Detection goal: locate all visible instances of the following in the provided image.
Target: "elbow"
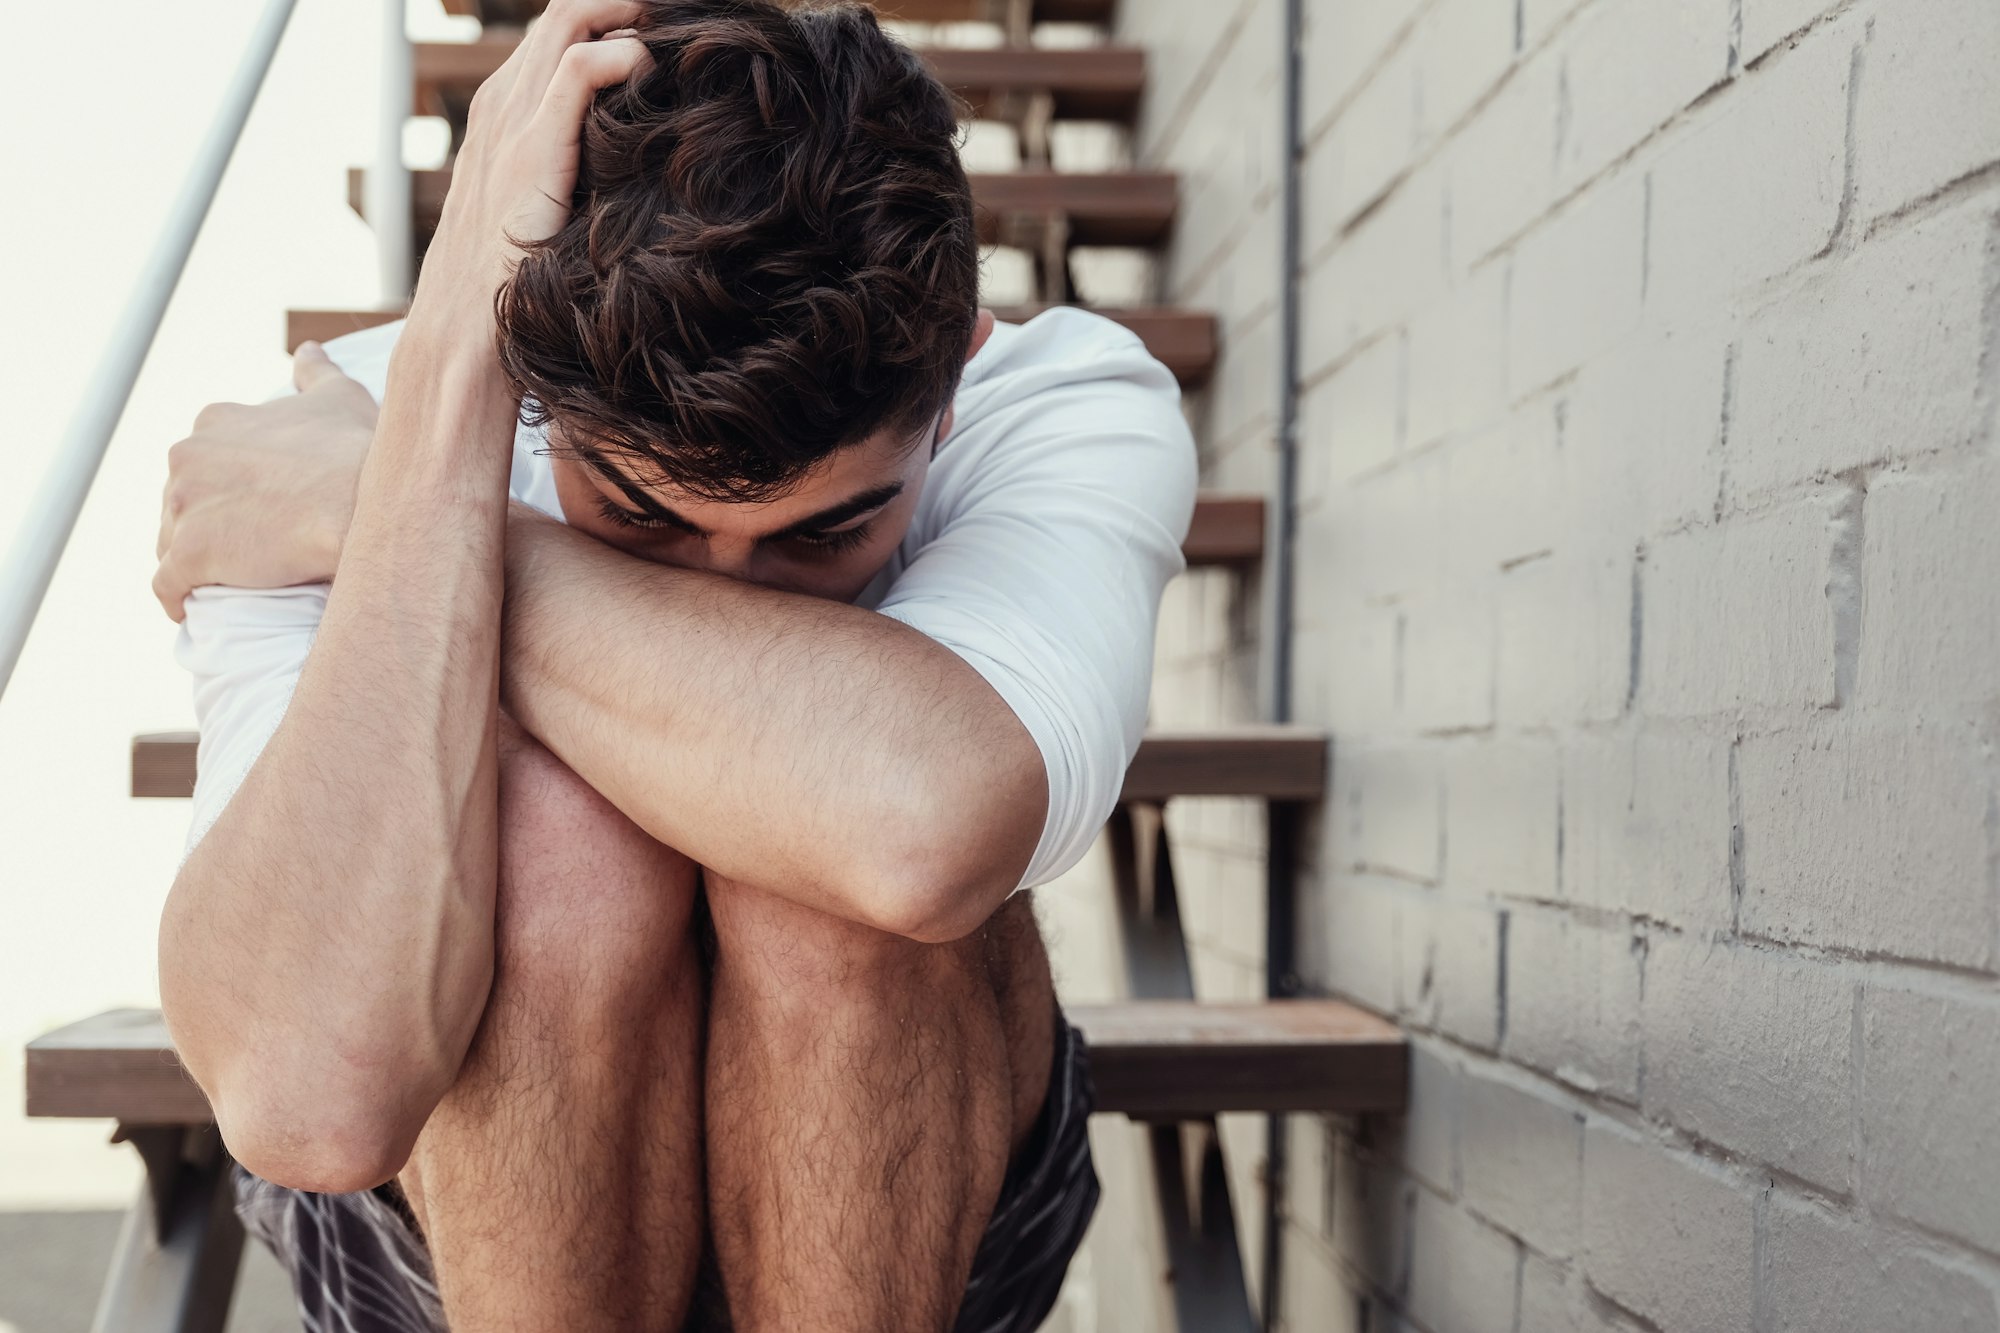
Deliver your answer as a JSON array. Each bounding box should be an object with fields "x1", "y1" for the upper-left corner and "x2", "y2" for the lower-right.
[
  {"x1": 211, "y1": 1082, "x2": 427, "y2": 1194},
  {"x1": 856, "y1": 798, "x2": 1043, "y2": 946}
]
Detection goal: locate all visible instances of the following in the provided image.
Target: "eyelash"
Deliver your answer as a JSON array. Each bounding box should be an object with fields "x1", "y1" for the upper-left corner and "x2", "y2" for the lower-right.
[{"x1": 594, "y1": 494, "x2": 875, "y2": 555}]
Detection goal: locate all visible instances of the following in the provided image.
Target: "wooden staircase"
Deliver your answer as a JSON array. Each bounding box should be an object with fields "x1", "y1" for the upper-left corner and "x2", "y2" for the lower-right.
[{"x1": 27, "y1": 5, "x2": 1402, "y2": 1331}]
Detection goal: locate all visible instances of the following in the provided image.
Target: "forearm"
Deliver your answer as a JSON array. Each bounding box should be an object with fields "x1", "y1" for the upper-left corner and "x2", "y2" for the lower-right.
[
  {"x1": 500, "y1": 508, "x2": 1046, "y2": 941},
  {"x1": 160, "y1": 340, "x2": 517, "y2": 1190}
]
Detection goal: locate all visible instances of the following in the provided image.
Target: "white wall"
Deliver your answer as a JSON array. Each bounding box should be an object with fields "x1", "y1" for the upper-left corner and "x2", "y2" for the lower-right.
[
  {"x1": 0, "y1": 0, "x2": 474, "y2": 1210},
  {"x1": 1128, "y1": 0, "x2": 2000, "y2": 1327}
]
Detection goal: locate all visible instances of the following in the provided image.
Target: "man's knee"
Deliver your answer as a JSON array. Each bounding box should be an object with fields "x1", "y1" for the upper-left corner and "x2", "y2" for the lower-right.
[
  {"x1": 492, "y1": 726, "x2": 698, "y2": 1013},
  {"x1": 706, "y1": 876, "x2": 1014, "y2": 1008}
]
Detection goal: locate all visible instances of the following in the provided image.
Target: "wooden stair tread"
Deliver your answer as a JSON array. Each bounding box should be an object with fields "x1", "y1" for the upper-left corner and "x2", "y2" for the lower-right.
[
  {"x1": 131, "y1": 722, "x2": 1321, "y2": 803},
  {"x1": 442, "y1": 0, "x2": 1118, "y2": 26},
  {"x1": 350, "y1": 167, "x2": 1179, "y2": 251},
  {"x1": 416, "y1": 41, "x2": 1146, "y2": 124},
  {"x1": 27, "y1": 1001, "x2": 1405, "y2": 1123},
  {"x1": 287, "y1": 305, "x2": 1215, "y2": 388},
  {"x1": 1119, "y1": 726, "x2": 1326, "y2": 803}
]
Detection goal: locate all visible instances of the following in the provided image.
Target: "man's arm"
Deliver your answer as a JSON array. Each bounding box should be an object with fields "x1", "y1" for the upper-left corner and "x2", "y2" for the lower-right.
[
  {"x1": 157, "y1": 8, "x2": 650, "y2": 1193},
  {"x1": 500, "y1": 506, "x2": 1048, "y2": 943}
]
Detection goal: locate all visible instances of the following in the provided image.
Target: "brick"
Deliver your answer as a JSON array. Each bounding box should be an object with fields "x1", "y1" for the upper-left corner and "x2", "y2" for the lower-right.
[
  {"x1": 1494, "y1": 545, "x2": 1633, "y2": 728},
  {"x1": 1860, "y1": 461, "x2": 2000, "y2": 710},
  {"x1": 1402, "y1": 1042, "x2": 1462, "y2": 1197},
  {"x1": 1406, "y1": 1191, "x2": 1522, "y2": 1333},
  {"x1": 1519, "y1": 1255, "x2": 1647, "y2": 1333},
  {"x1": 1561, "y1": 729, "x2": 1733, "y2": 930},
  {"x1": 1401, "y1": 581, "x2": 1498, "y2": 733},
  {"x1": 1646, "y1": 21, "x2": 1852, "y2": 320},
  {"x1": 1442, "y1": 737, "x2": 1559, "y2": 903},
  {"x1": 1333, "y1": 1143, "x2": 1418, "y2": 1296},
  {"x1": 1314, "y1": 874, "x2": 1403, "y2": 1014},
  {"x1": 1762, "y1": 1194, "x2": 1999, "y2": 1333},
  {"x1": 1409, "y1": 0, "x2": 1519, "y2": 145},
  {"x1": 1405, "y1": 260, "x2": 1509, "y2": 449},
  {"x1": 1581, "y1": 1124, "x2": 1754, "y2": 1330},
  {"x1": 1555, "y1": 0, "x2": 1732, "y2": 191},
  {"x1": 1400, "y1": 899, "x2": 1505, "y2": 1050},
  {"x1": 1302, "y1": 0, "x2": 1427, "y2": 138},
  {"x1": 1738, "y1": 720, "x2": 1995, "y2": 969},
  {"x1": 1855, "y1": 0, "x2": 2000, "y2": 222},
  {"x1": 1304, "y1": 331, "x2": 1404, "y2": 485},
  {"x1": 1502, "y1": 907, "x2": 1642, "y2": 1100},
  {"x1": 1306, "y1": 39, "x2": 1422, "y2": 237},
  {"x1": 1732, "y1": 194, "x2": 1998, "y2": 499},
  {"x1": 1640, "y1": 936, "x2": 1855, "y2": 1192},
  {"x1": 1561, "y1": 320, "x2": 1728, "y2": 547},
  {"x1": 1640, "y1": 498, "x2": 1840, "y2": 716},
  {"x1": 1458, "y1": 1071, "x2": 1585, "y2": 1258},
  {"x1": 1740, "y1": 0, "x2": 1842, "y2": 65},
  {"x1": 1552, "y1": 0, "x2": 1728, "y2": 189},
  {"x1": 1302, "y1": 168, "x2": 1450, "y2": 375},
  {"x1": 1520, "y1": 0, "x2": 1589, "y2": 51},
  {"x1": 1859, "y1": 985, "x2": 2000, "y2": 1253},
  {"x1": 1334, "y1": 744, "x2": 1443, "y2": 884},
  {"x1": 1448, "y1": 54, "x2": 1560, "y2": 268},
  {"x1": 1442, "y1": 405, "x2": 1566, "y2": 575},
  {"x1": 1508, "y1": 170, "x2": 1647, "y2": 394}
]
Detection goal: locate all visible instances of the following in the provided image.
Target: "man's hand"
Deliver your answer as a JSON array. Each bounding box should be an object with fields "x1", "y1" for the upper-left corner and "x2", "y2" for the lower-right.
[
  {"x1": 154, "y1": 343, "x2": 374, "y2": 622},
  {"x1": 405, "y1": 0, "x2": 650, "y2": 344}
]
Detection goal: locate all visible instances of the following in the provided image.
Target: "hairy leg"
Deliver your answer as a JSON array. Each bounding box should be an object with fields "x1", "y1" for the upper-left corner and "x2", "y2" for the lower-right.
[
  {"x1": 705, "y1": 880, "x2": 1055, "y2": 1332},
  {"x1": 398, "y1": 720, "x2": 706, "y2": 1331}
]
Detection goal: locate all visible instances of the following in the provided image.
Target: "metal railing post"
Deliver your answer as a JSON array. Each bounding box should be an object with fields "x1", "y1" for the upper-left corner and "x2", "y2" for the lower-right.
[
  {"x1": 370, "y1": 0, "x2": 414, "y2": 305},
  {"x1": 0, "y1": 0, "x2": 299, "y2": 702}
]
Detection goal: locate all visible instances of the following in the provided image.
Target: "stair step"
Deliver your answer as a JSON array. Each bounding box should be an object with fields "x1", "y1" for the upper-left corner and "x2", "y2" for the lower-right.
[
  {"x1": 441, "y1": 0, "x2": 1118, "y2": 26},
  {"x1": 132, "y1": 721, "x2": 1319, "y2": 803},
  {"x1": 1118, "y1": 726, "x2": 1326, "y2": 804},
  {"x1": 416, "y1": 41, "x2": 1146, "y2": 126},
  {"x1": 287, "y1": 304, "x2": 1215, "y2": 388},
  {"x1": 349, "y1": 166, "x2": 1179, "y2": 251},
  {"x1": 27, "y1": 1001, "x2": 1405, "y2": 1122}
]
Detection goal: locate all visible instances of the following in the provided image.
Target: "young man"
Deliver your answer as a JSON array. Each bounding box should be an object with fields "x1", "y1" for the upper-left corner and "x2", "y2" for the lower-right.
[{"x1": 153, "y1": 2, "x2": 1194, "y2": 1329}]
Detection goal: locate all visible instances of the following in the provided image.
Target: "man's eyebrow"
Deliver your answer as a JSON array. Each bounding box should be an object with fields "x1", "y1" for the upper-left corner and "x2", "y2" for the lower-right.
[
  {"x1": 766, "y1": 482, "x2": 906, "y2": 540},
  {"x1": 582, "y1": 452, "x2": 703, "y2": 531},
  {"x1": 582, "y1": 450, "x2": 903, "y2": 540}
]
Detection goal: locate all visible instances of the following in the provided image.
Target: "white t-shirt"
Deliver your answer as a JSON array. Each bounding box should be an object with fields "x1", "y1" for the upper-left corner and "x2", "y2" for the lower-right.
[{"x1": 177, "y1": 306, "x2": 1198, "y2": 892}]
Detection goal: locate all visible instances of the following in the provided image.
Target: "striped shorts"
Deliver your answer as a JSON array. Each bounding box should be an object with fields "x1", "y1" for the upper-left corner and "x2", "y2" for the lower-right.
[{"x1": 232, "y1": 1018, "x2": 1101, "y2": 1332}]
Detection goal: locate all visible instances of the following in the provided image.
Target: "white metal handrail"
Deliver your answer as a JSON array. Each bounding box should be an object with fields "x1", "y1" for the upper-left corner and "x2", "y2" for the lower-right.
[{"x1": 0, "y1": 0, "x2": 301, "y2": 701}]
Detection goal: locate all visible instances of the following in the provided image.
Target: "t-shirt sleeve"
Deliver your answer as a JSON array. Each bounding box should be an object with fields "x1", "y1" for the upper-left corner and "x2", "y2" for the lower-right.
[
  {"x1": 873, "y1": 311, "x2": 1199, "y2": 891},
  {"x1": 173, "y1": 322, "x2": 403, "y2": 858}
]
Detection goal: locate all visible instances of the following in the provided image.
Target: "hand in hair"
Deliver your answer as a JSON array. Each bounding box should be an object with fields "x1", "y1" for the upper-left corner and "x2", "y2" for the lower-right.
[{"x1": 406, "y1": 0, "x2": 653, "y2": 343}]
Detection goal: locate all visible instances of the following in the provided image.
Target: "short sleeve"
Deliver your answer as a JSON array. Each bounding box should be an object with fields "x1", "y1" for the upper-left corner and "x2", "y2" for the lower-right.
[{"x1": 873, "y1": 309, "x2": 1198, "y2": 890}]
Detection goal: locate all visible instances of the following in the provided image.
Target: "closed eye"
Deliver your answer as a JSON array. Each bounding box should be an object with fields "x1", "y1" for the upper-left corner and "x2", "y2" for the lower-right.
[
  {"x1": 595, "y1": 494, "x2": 693, "y2": 533},
  {"x1": 786, "y1": 524, "x2": 874, "y2": 555}
]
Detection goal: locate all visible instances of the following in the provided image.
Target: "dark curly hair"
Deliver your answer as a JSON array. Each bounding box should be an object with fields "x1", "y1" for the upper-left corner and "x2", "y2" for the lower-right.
[{"x1": 494, "y1": 0, "x2": 979, "y2": 501}]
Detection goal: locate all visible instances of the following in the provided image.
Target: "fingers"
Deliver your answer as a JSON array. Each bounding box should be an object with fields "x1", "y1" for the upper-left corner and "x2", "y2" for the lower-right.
[
  {"x1": 292, "y1": 341, "x2": 346, "y2": 393},
  {"x1": 151, "y1": 558, "x2": 190, "y2": 624},
  {"x1": 534, "y1": 35, "x2": 652, "y2": 136},
  {"x1": 514, "y1": 0, "x2": 646, "y2": 107}
]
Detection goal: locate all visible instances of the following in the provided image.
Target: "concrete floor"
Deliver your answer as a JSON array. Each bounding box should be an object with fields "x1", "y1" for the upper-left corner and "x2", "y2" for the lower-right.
[{"x1": 0, "y1": 1210, "x2": 298, "y2": 1333}]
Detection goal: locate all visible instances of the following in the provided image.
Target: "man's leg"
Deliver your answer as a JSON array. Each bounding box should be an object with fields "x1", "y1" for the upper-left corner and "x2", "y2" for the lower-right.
[
  {"x1": 397, "y1": 722, "x2": 706, "y2": 1330},
  {"x1": 706, "y1": 879, "x2": 1056, "y2": 1332}
]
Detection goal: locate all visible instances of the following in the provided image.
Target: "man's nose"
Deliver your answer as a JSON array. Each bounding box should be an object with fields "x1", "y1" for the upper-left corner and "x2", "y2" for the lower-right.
[{"x1": 699, "y1": 538, "x2": 758, "y2": 581}]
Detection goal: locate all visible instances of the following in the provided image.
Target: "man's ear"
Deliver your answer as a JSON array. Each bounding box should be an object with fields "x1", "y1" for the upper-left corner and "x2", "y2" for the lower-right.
[
  {"x1": 967, "y1": 306, "x2": 997, "y2": 363},
  {"x1": 935, "y1": 308, "x2": 997, "y2": 451}
]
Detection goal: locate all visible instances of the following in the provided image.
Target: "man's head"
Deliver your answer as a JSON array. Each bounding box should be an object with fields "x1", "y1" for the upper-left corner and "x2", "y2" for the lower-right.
[{"x1": 495, "y1": 0, "x2": 988, "y2": 600}]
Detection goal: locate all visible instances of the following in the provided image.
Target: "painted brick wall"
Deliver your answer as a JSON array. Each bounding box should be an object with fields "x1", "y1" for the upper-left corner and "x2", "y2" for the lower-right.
[{"x1": 1120, "y1": 0, "x2": 2000, "y2": 1327}]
